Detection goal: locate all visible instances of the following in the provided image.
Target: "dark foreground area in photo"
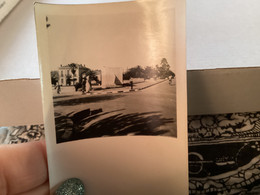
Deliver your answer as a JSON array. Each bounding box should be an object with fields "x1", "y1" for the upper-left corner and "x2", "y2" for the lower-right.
[{"x1": 55, "y1": 110, "x2": 174, "y2": 143}]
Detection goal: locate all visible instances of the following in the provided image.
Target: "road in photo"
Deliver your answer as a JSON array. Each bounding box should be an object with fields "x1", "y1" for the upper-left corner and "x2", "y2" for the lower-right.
[{"x1": 53, "y1": 79, "x2": 176, "y2": 143}]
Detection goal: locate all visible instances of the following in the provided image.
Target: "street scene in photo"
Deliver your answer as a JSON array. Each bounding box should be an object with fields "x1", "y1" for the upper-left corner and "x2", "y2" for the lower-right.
[
  {"x1": 51, "y1": 58, "x2": 176, "y2": 143},
  {"x1": 45, "y1": 2, "x2": 177, "y2": 143}
]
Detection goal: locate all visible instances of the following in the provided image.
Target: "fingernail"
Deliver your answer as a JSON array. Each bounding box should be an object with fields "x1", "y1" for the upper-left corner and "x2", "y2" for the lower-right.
[{"x1": 55, "y1": 178, "x2": 85, "y2": 195}]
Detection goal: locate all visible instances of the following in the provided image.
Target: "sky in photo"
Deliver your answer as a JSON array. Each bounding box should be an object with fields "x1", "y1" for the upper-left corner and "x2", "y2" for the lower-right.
[{"x1": 47, "y1": 1, "x2": 175, "y2": 72}]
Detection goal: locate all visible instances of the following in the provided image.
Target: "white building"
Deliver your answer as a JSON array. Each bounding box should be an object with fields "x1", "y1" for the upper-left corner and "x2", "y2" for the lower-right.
[
  {"x1": 58, "y1": 64, "x2": 88, "y2": 86},
  {"x1": 57, "y1": 64, "x2": 123, "y2": 88}
]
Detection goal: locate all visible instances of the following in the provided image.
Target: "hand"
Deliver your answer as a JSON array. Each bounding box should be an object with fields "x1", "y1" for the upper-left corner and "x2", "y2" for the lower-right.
[{"x1": 0, "y1": 141, "x2": 49, "y2": 195}]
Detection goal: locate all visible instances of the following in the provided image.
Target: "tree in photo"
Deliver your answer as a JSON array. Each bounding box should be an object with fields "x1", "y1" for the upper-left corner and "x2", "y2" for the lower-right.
[
  {"x1": 156, "y1": 58, "x2": 175, "y2": 79},
  {"x1": 66, "y1": 74, "x2": 72, "y2": 86},
  {"x1": 123, "y1": 65, "x2": 145, "y2": 80},
  {"x1": 51, "y1": 71, "x2": 59, "y2": 85},
  {"x1": 68, "y1": 63, "x2": 78, "y2": 85},
  {"x1": 144, "y1": 66, "x2": 156, "y2": 79}
]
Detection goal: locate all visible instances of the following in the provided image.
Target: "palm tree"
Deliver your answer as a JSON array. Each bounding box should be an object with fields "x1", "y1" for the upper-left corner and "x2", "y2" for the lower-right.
[
  {"x1": 50, "y1": 71, "x2": 59, "y2": 85},
  {"x1": 68, "y1": 63, "x2": 78, "y2": 85}
]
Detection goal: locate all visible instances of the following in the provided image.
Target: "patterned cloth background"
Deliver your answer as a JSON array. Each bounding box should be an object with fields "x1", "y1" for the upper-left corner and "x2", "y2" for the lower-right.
[
  {"x1": 189, "y1": 112, "x2": 260, "y2": 194},
  {"x1": 0, "y1": 124, "x2": 44, "y2": 144},
  {"x1": 2, "y1": 112, "x2": 260, "y2": 194}
]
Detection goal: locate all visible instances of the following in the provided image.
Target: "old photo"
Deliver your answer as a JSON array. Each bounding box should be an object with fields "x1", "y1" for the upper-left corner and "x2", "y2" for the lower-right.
[
  {"x1": 46, "y1": 2, "x2": 177, "y2": 143},
  {"x1": 35, "y1": 1, "x2": 187, "y2": 193}
]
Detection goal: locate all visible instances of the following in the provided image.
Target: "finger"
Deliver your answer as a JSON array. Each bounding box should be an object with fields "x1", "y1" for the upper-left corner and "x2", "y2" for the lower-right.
[
  {"x1": 0, "y1": 141, "x2": 48, "y2": 195},
  {"x1": 20, "y1": 182, "x2": 50, "y2": 195}
]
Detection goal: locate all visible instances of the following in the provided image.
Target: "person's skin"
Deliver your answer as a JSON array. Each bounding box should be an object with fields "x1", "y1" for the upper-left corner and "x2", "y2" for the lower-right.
[{"x1": 0, "y1": 141, "x2": 49, "y2": 195}]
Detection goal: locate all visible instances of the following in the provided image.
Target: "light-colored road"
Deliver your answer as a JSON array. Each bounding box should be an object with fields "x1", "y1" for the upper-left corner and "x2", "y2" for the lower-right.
[{"x1": 54, "y1": 80, "x2": 176, "y2": 142}]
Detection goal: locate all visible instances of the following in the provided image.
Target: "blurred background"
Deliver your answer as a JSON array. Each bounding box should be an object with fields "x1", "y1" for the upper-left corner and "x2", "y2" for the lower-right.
[{"x1": 1, "y1": 0, "x2": 260, "y2": 80}]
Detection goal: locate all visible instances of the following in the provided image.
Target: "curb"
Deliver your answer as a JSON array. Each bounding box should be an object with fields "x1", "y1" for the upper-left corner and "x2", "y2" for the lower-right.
[
  {"x1": 83, "y1": 80, "x2": 167, "y2": 95},
  {"x1": 55, "y1": 79, "x2": 169, "y2": 97},
  {"x1": 84, "y1": 88, "x2": 140, "y2": 96},
  {"x1": 139, "y1": 79, "x2": 167, "y2": 90}
]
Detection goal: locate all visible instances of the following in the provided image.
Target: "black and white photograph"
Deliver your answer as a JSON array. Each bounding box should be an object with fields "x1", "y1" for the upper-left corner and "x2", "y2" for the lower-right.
[
  {"x1": 35, "y1": 1, "x2": 187, "y2": 193},
  {"x1": 45, "y1": 2, "x2": 177, "y2": 143}
]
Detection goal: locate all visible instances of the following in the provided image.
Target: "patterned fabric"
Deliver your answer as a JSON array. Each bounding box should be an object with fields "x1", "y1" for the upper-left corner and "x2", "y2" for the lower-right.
[
  {"x1": 189, "y1": 112, "x2": 260, "y2": 194},
  {"x1": 3, "y1": 112, "x2": 260, "y2": 194},
  {"x1": 0, "y1": 124, "x2": 44, "y2": 144}
]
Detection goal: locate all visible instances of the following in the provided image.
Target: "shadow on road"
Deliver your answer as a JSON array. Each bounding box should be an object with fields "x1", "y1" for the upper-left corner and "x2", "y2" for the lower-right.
[
  {"x1": 53, "y1": 95, "x2": 72, "y2": 99},
  {"x1": 53, "y1": 94, "x2": 125, "y2": 107},
  {"x1": 55, "y1": 109, "x2": 175, "y2": 144}
]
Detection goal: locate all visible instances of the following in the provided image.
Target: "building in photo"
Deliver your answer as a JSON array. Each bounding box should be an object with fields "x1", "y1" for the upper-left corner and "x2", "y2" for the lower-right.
[
  {"x1": 56, "y1": 64, "x2": 123, "y2": 88},
  {"x1": 58, "y1": 64, "x2": 89, "y2": 86}
]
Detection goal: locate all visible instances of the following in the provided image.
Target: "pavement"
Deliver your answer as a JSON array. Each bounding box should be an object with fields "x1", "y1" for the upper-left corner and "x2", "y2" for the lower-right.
[
  {"x1": 53, "y1": 79, "x2": 168, "y2": 97},
  {"x1": 53, "y1": 79, "x2": 177, "y2": 143}
]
